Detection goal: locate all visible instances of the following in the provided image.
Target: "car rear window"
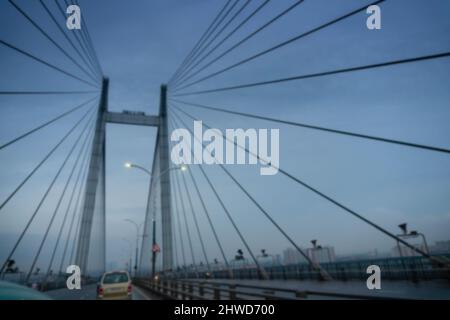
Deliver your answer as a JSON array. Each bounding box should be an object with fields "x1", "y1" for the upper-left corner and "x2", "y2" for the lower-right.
[{"x1": 102, "y1": 272, "x2": 129, "y2": 284}]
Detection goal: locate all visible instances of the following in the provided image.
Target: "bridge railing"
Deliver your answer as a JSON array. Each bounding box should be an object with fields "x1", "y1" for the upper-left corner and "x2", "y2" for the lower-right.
[
  {"x1": 134, "y1": 278, "x2": 404, "y2": 300},
  {"x1": 152, "y1": 254, "x2": 450, "y2": 282}
]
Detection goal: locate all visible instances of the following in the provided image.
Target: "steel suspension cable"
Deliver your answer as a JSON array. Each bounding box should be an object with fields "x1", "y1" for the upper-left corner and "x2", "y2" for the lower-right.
[
  {"x1": 39, "y1": 0, "x2": 101, "y2": 81},
  {"x1": 170, "y1": 99, "x2": 450, "y2": 155},
  {"x1": 57, "y1": 122, "x2": 94, "y2": 274},
  {"x1": 0, "y1": 90, "x2": 98, "y2": 95},
  {"x1": 170, "y1": 171, "x2": 187, "y2": 268},
  {"x1": 48, "y1": 117, "x2": 95, "y2": 278},
  {"x1": 174, "y1": 51, "x2": 450, "y2": 96},
  {"x1": 168, "y1": 0, "x2": 232, "y2": 86},
  {"x1": 0, "y1": 95, "x2": 97, "y2": 151},
  {"x1": 63, "y1": 0, "x2": 101, "y2": 75},
  {"x1": 173, "y1": 0, "x2": 307, "y2": 92},
  {"x1": 168, "y1": 117, "x2": 230, "y2": 271},
  {"x1": 172, "y1": 201, "x2": 180, "y2": 270},
  {"x1": 8, "y1": 0, "x2": 100, "y2": 86},
  {"x1": 171, "y1": 0, "x2": 247, "y2": 87},
  {"x1": 172, "y1": 0, "x2": 269, "y2": 89},
  {"x1": 67, "y1": 138, "x2": 96, "y2": 267},
  {"x1": 186, "y1": 168, "x2": 231, "y2": 273},
  {"x1": 172, "y1": 167, "x2": 197, "y2": 268},
  {"x1": 54, "y1": 0, "x2": 99, "y2": 78},
  {"x1": 170, "y1": 109, "x2": 329, "y2": 279},
  {"x1": 169, "y1": 175, "x2": 182, "y2": 271},
  {"x1": 0, "y1": 106, "x2": 96, "y2": 276},
  {"x1": 179, "y1": 167, "x2": 211, "y2": 270},
  {"x1": 67, "y1": 134, "x2": 96, "y2": 268},
  {"x1": 0, "y1": 39, "x2": 98, "y2": 88},
  {"x1": 169, "y1": 108, "x2": 268, "y2": 279},
  {"x1": 72, "y1": 0, "x2": 104, "y2": 77},
  {"x1": 171, "y1": 104, "x2": 442, "y2": 264},
  {"x1": 25, "y1": 112, "x2": 96, "y2": 283},
  {"x1": 68, "y1": 193, "x2": 84, "y2": 265},
  {"x1": 0, "y1": 98, "x2": 98, "y2": 212}
]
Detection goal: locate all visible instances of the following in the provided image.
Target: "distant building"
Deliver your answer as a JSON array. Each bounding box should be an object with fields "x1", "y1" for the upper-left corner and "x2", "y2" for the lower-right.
[
  {"x1": 258, "y1": 253, "x2": 283, "y2": 267},
  {"x1": 274, "y1": 254, "x2": 282, "y2": 266},
  {"x1": 429, "y1": 240, "x2": 450, "y2": 254},
  {"x1": 283, "y1": 247, "x2": 307, "y2": 265},
  {"x1": 306, "y1": 246, "x2": 336, "y2": 264},
  {"x1": 335, "y1": 249, "x2": 383, "y2": 262},
  {"x1": 283, "y1": 246, "x2": 336, "y2": 265}
]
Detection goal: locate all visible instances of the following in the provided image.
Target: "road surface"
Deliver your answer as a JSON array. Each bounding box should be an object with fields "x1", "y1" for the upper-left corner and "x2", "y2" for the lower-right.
[{"x1": 46, "y1": 283, "x2": 160, "y2": 300}]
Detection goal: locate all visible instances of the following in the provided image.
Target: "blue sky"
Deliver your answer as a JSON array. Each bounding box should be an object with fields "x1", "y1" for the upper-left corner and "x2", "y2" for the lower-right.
[{"x1": 1, "y1": 0, "x2": 450, "y2": 272}]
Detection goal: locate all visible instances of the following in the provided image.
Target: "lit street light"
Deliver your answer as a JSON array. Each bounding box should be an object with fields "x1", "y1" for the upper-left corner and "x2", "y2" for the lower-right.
[
  {"x1": 124, "y1": 162, "x2": 151, "y2": 175},
  {"x1": 124, "y1": 162, "x2": 188, "y2": 279}
]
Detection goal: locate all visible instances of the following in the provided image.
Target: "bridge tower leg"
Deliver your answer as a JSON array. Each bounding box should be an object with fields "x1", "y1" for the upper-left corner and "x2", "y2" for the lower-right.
[
  {"x1": 158, "y1": 84, "x2": 173, "y2": 271},
  {"x1": 75, "y1": 78, "x2": 108, "y2": 276}
]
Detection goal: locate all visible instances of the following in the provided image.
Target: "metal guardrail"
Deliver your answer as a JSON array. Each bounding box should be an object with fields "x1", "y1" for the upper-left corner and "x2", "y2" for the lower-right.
[
  {"x1": 160, "y1": 254, "x2": 450, "y2": 282},
  {"x1": 134, "y1": 278, "x2": 405, "y2": 300}
]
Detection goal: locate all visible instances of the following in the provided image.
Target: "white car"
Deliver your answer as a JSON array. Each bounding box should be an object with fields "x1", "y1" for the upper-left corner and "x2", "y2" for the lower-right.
[{"x1": 97, "y1": 271, "x2": 132, "y2": 300}]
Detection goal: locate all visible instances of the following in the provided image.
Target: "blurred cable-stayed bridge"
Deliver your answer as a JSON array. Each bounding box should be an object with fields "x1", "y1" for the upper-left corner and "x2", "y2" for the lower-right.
[{"x1": 1, "y1": 0, "x2": 450, "y2": 300}]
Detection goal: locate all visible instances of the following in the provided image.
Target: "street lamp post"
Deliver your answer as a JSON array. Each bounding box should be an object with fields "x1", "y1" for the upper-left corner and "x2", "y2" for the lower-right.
[
  {"x1": 124, "y1": 162, "x2": 151, "y2": 175},
  {"x1": 121, "y1": 238, "x2": 133, "y2": 274},
  {"x1": 396, "y1": 223, "x2": 430, "y2": 256},
  {"x1": 123, "y1": 219, "x2": 144, "y2": 278},
  {"x1": 124, "y1": 162, "x2": 187, "y2": 280}
]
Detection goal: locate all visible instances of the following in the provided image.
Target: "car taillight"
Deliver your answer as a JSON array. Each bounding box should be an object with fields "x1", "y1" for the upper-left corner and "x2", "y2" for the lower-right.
[
  {"x1": 98, "y1": 286, "x2": 104, "y2": 295},
  {"x1": 128, "y1": 284, "x2": 132, "y2": 293}
]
